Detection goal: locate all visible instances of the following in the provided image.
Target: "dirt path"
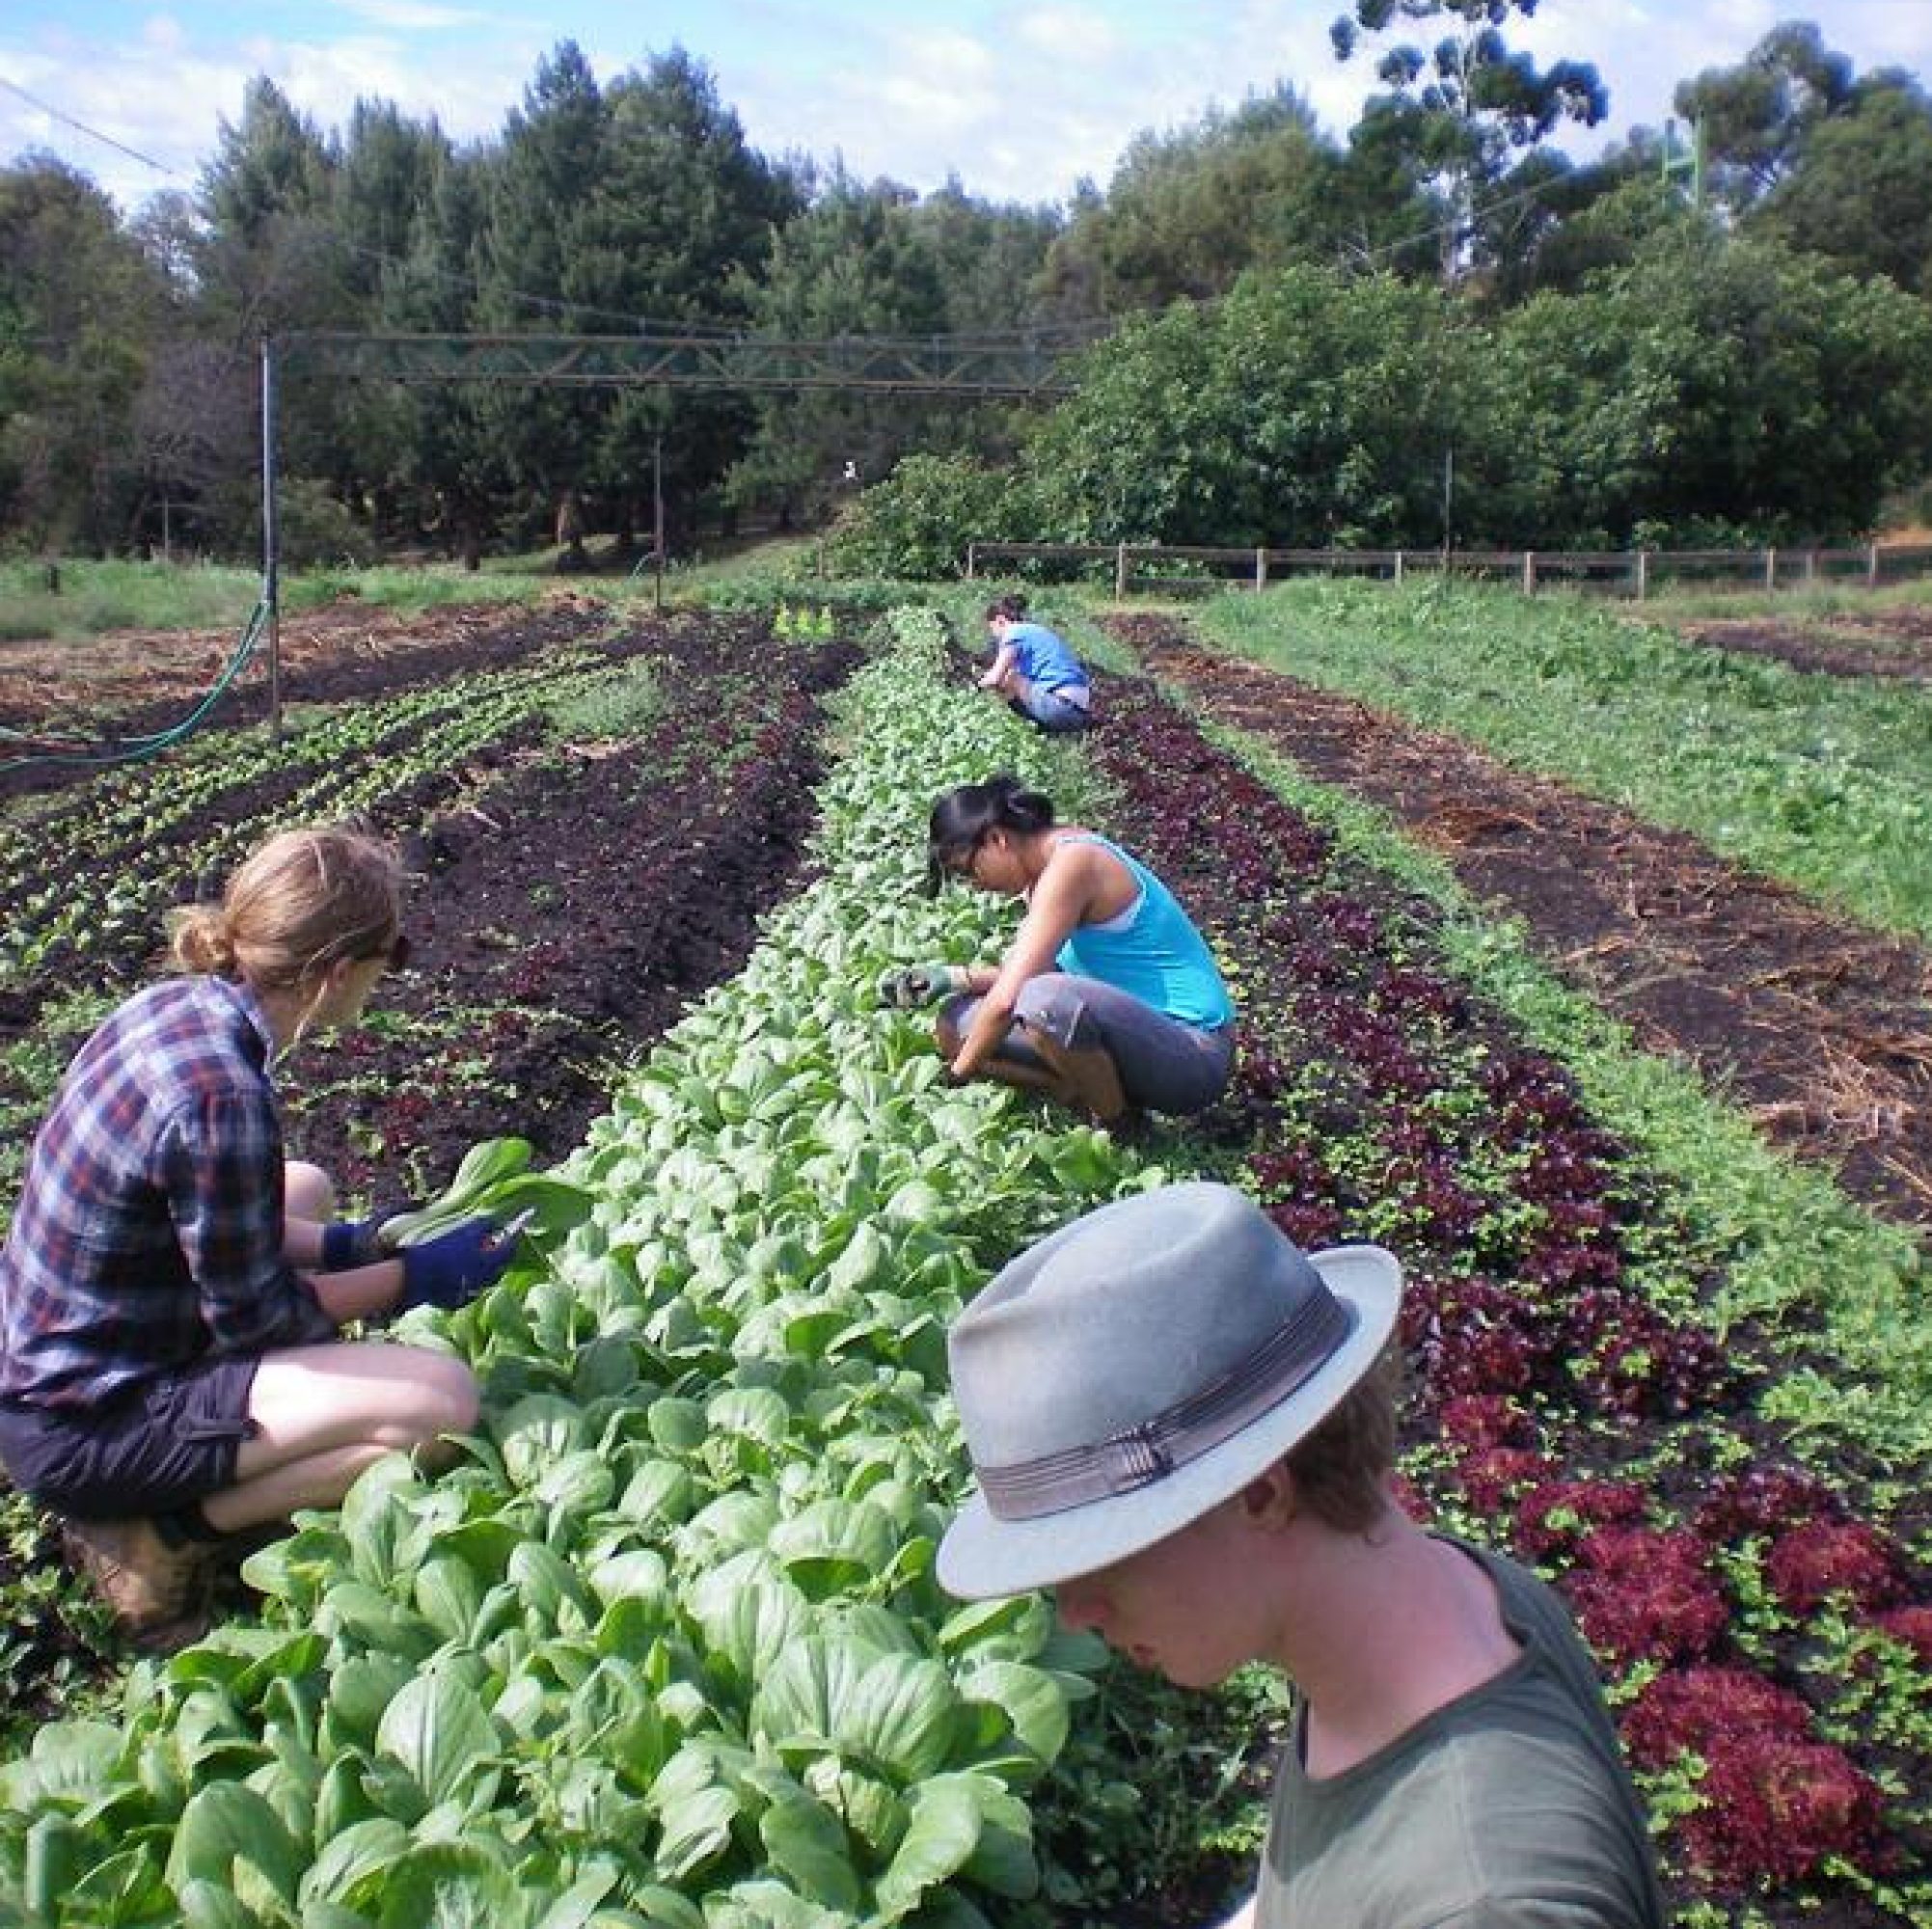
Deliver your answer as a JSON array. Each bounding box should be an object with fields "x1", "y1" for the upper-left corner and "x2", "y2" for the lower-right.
[
  {"x1": 1111, "y1": 615, "x2": 1932, "y2": 1236},
  {"x1": 0, "y1": 596, "x2": 610, "y2": 773},
  {"x1": 1676, "y1": 610, "x2": 1932, "y2": 681}
]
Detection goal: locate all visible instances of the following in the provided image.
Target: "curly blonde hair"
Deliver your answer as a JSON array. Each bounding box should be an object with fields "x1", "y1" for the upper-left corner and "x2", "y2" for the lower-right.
[{"x1": 170, "y1": 825, "x2": 401, "y2": 991}]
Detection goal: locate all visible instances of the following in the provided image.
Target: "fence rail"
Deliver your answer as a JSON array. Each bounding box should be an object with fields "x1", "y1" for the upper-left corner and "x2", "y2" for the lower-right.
[{"x1": 964, "y1": 540, "x2": 1932, "y2": 600}]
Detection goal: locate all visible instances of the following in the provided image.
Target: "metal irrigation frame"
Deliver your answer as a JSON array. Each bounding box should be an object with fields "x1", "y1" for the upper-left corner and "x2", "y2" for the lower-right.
[{"x1": 256, "y1": 326, "x2": 1083, "y2": 734}]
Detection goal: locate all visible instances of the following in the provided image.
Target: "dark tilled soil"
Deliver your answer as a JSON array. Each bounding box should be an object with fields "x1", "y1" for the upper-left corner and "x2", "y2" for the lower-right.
[
  {"x1": 288, "y1": 629, "x2": 861, "y2": 1194},
  {"x1": 1108, "y1": 614, "x2": 1932, "y2": 1236},
  {"x1": 0, "y1": 597, "x2": 615, "y2": 802},
  {"x1": 1676, "y1": 613, "x2": 1932, "y2": 681},
  {"x1": 0, "y1": 611, "x2": 861, "y2": 1717}
]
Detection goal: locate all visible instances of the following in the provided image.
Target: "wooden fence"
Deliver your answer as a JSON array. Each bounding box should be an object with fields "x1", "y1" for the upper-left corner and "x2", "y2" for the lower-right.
[{"x1": 964, "y1": 540, "x2": 1932, "y2": 601}]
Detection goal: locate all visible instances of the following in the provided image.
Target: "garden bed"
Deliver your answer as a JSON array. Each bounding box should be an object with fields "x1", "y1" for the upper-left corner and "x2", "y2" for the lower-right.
[
  {"x1": 0, "y1": 602, "x2": 862, "y2": 1739},
  {"x1": 1676, "y1": 609, "x2": 1932, "y2": 682},
  {"x1": 1111, "y1": 614, "x2": 1932, "y2": 1236},
  {"x1": 1074, "y1": 659, "x2": 1932, "y2": 1924}
]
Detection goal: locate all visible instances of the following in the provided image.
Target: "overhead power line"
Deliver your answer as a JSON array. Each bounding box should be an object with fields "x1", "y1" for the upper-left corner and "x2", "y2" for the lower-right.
[
  {"x1": 0, "y1": 74, "x2": 174, "y2": 175},
  {"x1": 1, "y1": 73, "x2": 1078, "y2": 352}
]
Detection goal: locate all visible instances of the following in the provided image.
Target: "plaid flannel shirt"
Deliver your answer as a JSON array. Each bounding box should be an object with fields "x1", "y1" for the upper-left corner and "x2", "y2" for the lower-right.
[{"x1": 0, "y1": 975, "x2": 334, "y2": 1409}]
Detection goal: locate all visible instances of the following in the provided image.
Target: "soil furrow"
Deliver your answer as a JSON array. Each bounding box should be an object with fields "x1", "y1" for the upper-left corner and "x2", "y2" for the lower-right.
[{"x1": 1112, "y1": 615, "x2": 1932, "y2": 1236}]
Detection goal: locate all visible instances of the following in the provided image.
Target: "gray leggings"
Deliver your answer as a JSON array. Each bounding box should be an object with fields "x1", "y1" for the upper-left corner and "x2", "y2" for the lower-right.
[{"x1": 942, "y1": 973, "x2": 1236, "y2": 1115}]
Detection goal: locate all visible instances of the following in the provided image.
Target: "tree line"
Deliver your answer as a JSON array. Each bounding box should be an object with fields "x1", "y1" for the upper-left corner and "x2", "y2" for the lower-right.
[{"x1": 3, "y1": 8, "x2": 1930, "y2": 570}]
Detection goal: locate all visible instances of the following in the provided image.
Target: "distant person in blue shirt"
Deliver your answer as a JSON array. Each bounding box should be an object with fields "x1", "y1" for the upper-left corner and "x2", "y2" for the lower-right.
[
  {"x1": 876, "y1": 775, "x2": 1236, "y2": 1126},
  {"x1": 978, "y1": 593, "x2": 1093, "y2": 733}
]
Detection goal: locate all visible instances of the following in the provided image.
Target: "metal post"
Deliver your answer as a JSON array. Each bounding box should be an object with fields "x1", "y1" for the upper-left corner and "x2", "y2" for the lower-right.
[
  {"x1": 1634, "y1": 550, "x2": 1649, "y2": 601},
  {"x1": 652, "y1": 435, "x2": 666, "y2": 613},
  {"x1": 966, "y1": 542, "x2": 978, "y2": 581},
  {"x1": 259, "y1": 336, "x2": 283, "y2": 745},
  {"x1": 1394, "y1": 550, "x2": 1405, "y2": 585},
  {"x1": 1764, "y1": 547, "x2": 1777, "y2": 590},
  {"x1": 1255, "y1": 547, "x2": 1265, "y2": 591},
  {"x1": 1522, "y1": 551, "x2": 1536, "y2": 594},
  {"x1": 1868, "y1": 541, "x2": 1880, "y2": 587},
  {"x1": 1114, "y1": 542, "x2": 1128, "y2": 600}
]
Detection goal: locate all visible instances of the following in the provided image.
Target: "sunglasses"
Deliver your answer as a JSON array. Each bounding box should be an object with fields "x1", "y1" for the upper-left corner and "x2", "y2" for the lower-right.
[{"x1": 924, "y1": 834, "x2": 986, "y2": 897}]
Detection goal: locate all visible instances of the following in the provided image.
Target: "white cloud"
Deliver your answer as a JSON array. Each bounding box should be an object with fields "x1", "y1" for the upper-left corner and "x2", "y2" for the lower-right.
[
  {"x1": 1011, "y1": 6, "x2": 1128, "y2": 64},
  {"x1": 333, "y1": 0, "x2": 488, "y2": 29},
  {"x1": 2, "y1": 0, "x2": 1927, "y2": 215}
]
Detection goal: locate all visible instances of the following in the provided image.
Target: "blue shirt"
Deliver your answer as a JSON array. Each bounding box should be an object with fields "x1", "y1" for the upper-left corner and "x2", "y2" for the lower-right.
[
  {"x1": 1052, "y1": 835, "x2": 1236, "y2": 1030},
  {"x1": 999, "y1": 622, "x2": 1088, "y2": 695},
  {"x1": 0, "y1": 976, "x2": 333, "y2": 1408}
]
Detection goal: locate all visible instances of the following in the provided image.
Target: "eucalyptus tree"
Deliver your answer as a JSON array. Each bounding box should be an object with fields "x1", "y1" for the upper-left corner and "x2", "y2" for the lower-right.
[
  {"x1": 1674, "y1": 20, "x2": 1855, "y2": 210},
  {"x1": 1329, "y1": 0, "x2": 1607, "y2": 281}
]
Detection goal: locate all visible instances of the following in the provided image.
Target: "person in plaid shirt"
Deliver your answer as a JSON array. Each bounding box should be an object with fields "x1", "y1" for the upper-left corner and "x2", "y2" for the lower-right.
[{"x1": 0, "y1": 825, "x2": 514, "y2": 1648}]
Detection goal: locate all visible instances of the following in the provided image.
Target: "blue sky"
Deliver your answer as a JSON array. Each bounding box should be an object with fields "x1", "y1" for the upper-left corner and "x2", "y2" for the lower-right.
[{"x1": 2, "y1": 2, "x2": 1927, "y2": 213}]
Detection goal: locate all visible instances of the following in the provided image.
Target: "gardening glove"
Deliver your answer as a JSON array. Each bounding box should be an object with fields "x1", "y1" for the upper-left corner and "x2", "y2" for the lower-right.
[
  {"x1": 318, "y1": 1215, "x2": 388, "y2": 1270},
  {"x1": 876, "y1": 963, "x2": 964, "y2": 1010},
  {"x1": 398, "y1": 1216, "x2": 515, "y2": 1313}
]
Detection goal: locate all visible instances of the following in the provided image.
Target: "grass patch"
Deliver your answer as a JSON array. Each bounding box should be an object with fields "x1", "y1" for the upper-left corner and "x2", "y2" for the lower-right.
[
  {"x1": 1193, "y1": 578, "x2": 1932, "y2": 943},
  {"x1": 539, "y1": 660, "x2": 665, "y2": 741},
  {"x1": 0, "y1": 558, "x2": 262, "y2": 641},
  {"x1": 1639, "y1": 575, "x2": 1932, "y2": 626}
]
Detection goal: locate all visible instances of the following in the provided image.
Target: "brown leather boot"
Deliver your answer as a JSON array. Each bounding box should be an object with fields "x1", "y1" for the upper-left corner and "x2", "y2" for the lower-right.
[{"x1": 61, "y1": 1516, "x2": 211, "y2": 1648}]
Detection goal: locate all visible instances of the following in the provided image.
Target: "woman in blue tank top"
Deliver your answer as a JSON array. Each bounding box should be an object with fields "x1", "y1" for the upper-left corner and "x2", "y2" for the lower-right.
[{"x1": 877, "y1": 774, "x2": 1237, "y2": 1125}]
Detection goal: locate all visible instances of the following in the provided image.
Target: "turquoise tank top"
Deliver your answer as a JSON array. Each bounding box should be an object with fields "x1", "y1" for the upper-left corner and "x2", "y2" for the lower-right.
[{"x1": 1051, "y1": 834, "x2": 1235, "y2": 1030}]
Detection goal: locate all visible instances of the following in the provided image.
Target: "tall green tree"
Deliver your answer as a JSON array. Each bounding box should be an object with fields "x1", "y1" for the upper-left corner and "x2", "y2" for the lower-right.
[
  {"x1": 476, "y1": 41, "x2": 798, "y2": 550},
  {"x1": 1038, "y1": 86, "x2": 1429, "y2": 315},
  {"x1": 370, "y1": 149, "x2": 508, "y2": 563},
  {"x1": 1021, "y1": 265, "x2": 1472, "y2": 545},
  {"x1": 585, "y1": 47, "x2": 799, "y2": 547},
  {"x1": 1330, "y1": 0, "x2": 1607, "y2": 279},
  {"x1": 1674, "y1": 20, "x2": 1854, "y2": 209},
  {"x1": 725, "y1": 175, "x2": 952, "y2": 529},
  {"x1": 191, "y1": 78, "x2": 363, "y2": 547},
  {"x1": 0, "y1": 159, "x2": 175, "y2": 551},
  {"x1": 1753, "y1": 74, "x2": 1932, "y2": 295},
  {"x1": 902, "y1": 182, "x2": 1060, "y2": 335},
  {"x1": 1487, "y1": 225, "x2": 1932, "y2": 541}
]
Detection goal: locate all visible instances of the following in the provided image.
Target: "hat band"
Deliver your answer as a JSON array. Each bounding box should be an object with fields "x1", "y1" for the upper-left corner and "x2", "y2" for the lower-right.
[{"x1": 974, "y1": 1291, "x2": 1356, "y2": 1523}]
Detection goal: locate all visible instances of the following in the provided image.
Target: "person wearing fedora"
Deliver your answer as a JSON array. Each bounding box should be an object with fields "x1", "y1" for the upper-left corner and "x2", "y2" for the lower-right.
[
  {"x1": 876, "y1": 775, "x2": 1236, "y2": 1128},
  {"x1": 938, "y1": 1182, "x2": 1665, "y2": 1928}
]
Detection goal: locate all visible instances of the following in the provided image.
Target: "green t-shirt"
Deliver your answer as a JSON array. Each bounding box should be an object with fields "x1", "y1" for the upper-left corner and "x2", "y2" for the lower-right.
[{"x1": 1256, "y1": 1538, "x2": 1666, "y2": 1929}]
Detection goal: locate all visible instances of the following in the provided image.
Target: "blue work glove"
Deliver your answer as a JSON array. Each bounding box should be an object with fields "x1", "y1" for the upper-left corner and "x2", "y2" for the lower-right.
[
  {"x1": 876, "y1": 963, "x2": 965, "y2": 1010},
  {"x1": 318, "y1": 1216, "x2": 387, "y2": 1270},
  {"x1": 398, "y1": 1217, "x2": 515, "y2": 1313}
]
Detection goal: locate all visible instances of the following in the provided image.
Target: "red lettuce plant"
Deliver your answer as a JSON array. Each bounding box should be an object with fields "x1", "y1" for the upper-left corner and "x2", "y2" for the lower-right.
[
  {"x1": 1623, "y1": 1664, "x2": 1812, "y2": 1768},
  {"x1": 1764, "y1": 1519, "x2": 1905, "y2": 1616},
  {"x1": 1515, "y1": 1478, "x2": 1648, "y2": 1560},
  {"x1": 1565, "y1": 1526, "x2": 1729, "y2": 1665},
  {"x1": 1681, "y1": 1736, "x2": 1886, "y2": 1888}
]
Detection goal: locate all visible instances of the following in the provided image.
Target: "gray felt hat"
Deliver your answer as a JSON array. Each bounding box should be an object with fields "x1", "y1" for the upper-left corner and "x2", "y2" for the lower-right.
[{"x1": 937, "y1": 1181, "x2": 1401, "y2": 1599}]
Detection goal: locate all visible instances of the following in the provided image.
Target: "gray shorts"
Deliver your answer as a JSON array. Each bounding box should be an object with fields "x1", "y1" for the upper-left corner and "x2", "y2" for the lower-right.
[{"x1": 944, "y1": 973, "x2": 1236, "y2": 1115}]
